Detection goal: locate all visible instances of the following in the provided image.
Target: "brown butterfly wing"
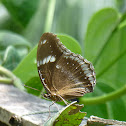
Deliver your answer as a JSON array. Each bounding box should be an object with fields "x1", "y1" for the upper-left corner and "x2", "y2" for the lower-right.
[
  {"x1": 37, "y1": 32, "x2": 96, "y2": 101},
  {"x1": 52, "y1": 52, "x2": 96, "y2": 100},
  {"x1": 37, "y1": 33, "x2": 69, "y2": 94}
]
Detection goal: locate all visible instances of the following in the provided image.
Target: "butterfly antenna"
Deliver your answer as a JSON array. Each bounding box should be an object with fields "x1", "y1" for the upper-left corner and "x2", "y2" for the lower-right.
[{"x1": 24, "y1": 84, "x2": 41, "y2": 92}]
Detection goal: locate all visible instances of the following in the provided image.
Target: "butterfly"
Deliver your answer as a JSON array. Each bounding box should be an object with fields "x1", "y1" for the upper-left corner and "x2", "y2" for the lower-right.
[{"x1": 37, "y1": 33, "x2": 96, "y2": 104}]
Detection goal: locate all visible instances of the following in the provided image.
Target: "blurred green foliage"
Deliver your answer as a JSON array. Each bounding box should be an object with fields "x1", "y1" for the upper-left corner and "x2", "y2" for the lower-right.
[{"x1": 0, "y1": 0, "x2": 126, "y2": 123}]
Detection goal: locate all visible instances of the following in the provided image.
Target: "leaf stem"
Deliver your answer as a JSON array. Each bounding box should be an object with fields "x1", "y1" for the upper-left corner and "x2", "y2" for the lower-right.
[
  {"x1": 0, "y1": 77, "x2": 12, "y2": 84},
  {"x1": 0, "y1": 65, "x2": 25, "y2": 91},
  {"x1": 44, "y1": 0, "x2": 56, "y2": 32},
  {"x1": 93, "y1": 28, "x2": 117, "y2": 66},
  {"x1": 97, "y1": 50, "x2": 126, "y2": 79},
  {"x1": 79, "y1": 84, "x2": 126, "y2": 105}
]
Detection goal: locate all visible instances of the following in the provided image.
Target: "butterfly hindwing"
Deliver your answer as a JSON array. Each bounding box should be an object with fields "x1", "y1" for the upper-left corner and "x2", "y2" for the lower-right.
[{"x1": 52, "y1": 53, "x2": 96, "y2": 99}]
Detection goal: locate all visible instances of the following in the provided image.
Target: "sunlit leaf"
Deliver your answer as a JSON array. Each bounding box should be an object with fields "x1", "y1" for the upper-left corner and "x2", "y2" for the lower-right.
[
  {"x1": 84, "y1": 8, "x2": 119, "y2": 63},
  {"x1": 45, "y1": 101, "x2": 86, "y2": 126},
  {"x1": 82, "y1": 8, "x2": 126, "y2": 121}
]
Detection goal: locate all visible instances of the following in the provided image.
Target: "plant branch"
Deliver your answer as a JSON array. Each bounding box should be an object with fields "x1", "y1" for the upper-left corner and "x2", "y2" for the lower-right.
[
  {"x1": 44, "y1": 0, "x2": 56, "y2": 32},
  {"x1": 0, "y1": 65, "x2": 25, "y2": 91},
  {"x1": 0, "y1": 77, "x2": 12, "y2": 84},
  {"x1": 79, "y1": 84, "x2": 126, "y2": 105}
]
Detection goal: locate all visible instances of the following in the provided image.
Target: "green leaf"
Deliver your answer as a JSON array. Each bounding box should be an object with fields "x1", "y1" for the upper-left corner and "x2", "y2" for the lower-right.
[
  {"x1": 2, "y1": 45, "x2": 21, "y2": 70},
  {"x1": 82, "y1": 8, "x2": 126, "y2": 121},
  {"x1": 84, "y1": 8, "x2": 119, "y2": 63},
  {"x1": 44, "y1": 101, "x2": 86, "y2": 126},
  {"x1": 57, "y1": 34, "x2": 82, "y2": 55},
  {"x1": 2, "y1": 0, "x2": 40, "y2": 27},
  {"x1": 0, "y1": 31, "x2": 31, "y2": 67},
  {"x1": 13, "y1": 45, "x2": 38, "y2": 83},
  {"x1": 96, "y1": 26, "x2": 126, "y2": 84},
  {"x1": 94, "y1": 25, "x2": 126, "y2": 121},
  {"x1": 25, "y1": 77, "x2": 43, "y2": 96},
  {"x1": 0, "y1": 31, "x2": 31, "y2": 50},
  {"x1": 13, "y1": 33, "x2": 82, "y2": 95}
]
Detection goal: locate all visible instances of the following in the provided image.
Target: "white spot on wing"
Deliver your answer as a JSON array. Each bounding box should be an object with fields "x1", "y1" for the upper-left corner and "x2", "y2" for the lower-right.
[
  {"x1": 78, "y1": 60, "x2": 84, "y2": 64},
  {"x1": 90, "y1": 64, "x2": 94, "y2": 69},
  {"x1": 41, "y1": 55, "x2": 56, "y2": 65},
  {"x1": 78, "y1": 55, "x2": 83, "y2": 59},
  {"x1": 90, "y1": 80, "x2": 94, "y2": 85},
  {"x1": 75, "y1": 57, "x2": 78, "y2": 61},
  {"x1": 85, "y1": 69, "x2": 93, "y2": 77},
  {"x1": 50, "y1": 56, "x2": 56, "y2": 62},
  {"x1": 82, "y1": 67, "x2": 88, "y2": 71},
  {"x1": 43, "y1": 40, "x2": 47, "y2": 44},
  {"x1": 41, "y1": 39, "x2": 47, "y2": 45},
  {"x1": 81, "y1": 63, "x2": 88, "y2": 68},
  {"x1": 64, "y1": 56, "x2": 68, "y2": 59},
  {"x1": 39, "y1": 60, "x2": 43, "y2": 65},
  {"x1": 70, "y1": 56, "x2": 74, "y2": 60},
  {"x1": 46, "y1": 55, "x2": 51, "y2": 63},
  {"x1": 86, "y1": 73, "x2": 92, "y2": 77},
  {"x1": 88, "y1": 76, "x2": 94, "y2": 81},
  {"x1": 84, "y1": 59, "x2": 90, "y2": 63},
  {"x1": 43, "y1": 58, "x2": 46, "y2": 64},
  {"x1": 37, "y1": 61, "x2": 40, "y2": 67},
  {"x1": 56, "y1": 65, "x2": 60, "y2": 69},
  {"x1": 84, "y1": 70, "x2": 90, "y2": 75},
  {"x1": 41, "y1": 41, "x2": 43, "y2": 45}
]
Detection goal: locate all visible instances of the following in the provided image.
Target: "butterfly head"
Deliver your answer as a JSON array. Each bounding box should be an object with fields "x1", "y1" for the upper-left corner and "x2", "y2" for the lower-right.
[{"x1": 43, "y1": 93, "x2": 60, "y2": 101}]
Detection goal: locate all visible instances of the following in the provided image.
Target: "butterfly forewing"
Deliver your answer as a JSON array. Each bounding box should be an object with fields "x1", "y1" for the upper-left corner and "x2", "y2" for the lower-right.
[
  {"x1": 37, "y1": 32, "x2": 96, "y2": 101},
  {"x1": 37, "y1": 33, "x2": 62, "y2": 92}
]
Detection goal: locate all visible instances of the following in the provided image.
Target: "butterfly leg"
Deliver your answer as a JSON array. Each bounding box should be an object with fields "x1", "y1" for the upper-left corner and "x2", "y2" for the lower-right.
[
  {"x1": 47, "y1": 101, "x2": 55, "y2": 119},
  {"x1": 57, "y1": 95, "x2": 68, "y2": 105}
]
